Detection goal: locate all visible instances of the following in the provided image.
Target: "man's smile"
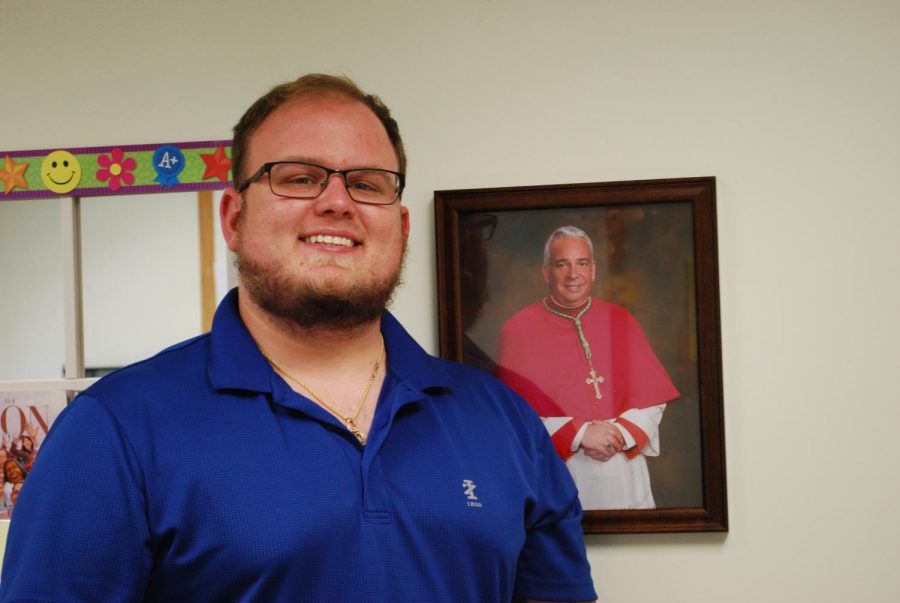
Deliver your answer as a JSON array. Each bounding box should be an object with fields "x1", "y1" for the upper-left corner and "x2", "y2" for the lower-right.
[{"x1": 302, "y1": 234, "x2": 356, "y2": 247}]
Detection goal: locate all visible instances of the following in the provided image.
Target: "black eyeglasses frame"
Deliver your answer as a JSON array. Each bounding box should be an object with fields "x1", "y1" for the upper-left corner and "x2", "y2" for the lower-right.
[{"x1": 236, "y1": 161, "x2": 405, "y2": 205}]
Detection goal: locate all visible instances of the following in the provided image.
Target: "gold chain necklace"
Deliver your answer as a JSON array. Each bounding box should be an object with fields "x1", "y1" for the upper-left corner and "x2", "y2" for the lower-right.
[
  {"x1": 260, "y1": 335, "x2": 385, "y2": 444},
  {"x1": 542, "y1": 297, "x2": 605, "y2": 401}
]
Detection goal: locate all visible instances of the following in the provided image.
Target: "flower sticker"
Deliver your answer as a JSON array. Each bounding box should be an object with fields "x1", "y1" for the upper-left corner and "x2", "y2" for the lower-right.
[{"x1": 96, "y1": 148, "x2": 136, "y2": 192}]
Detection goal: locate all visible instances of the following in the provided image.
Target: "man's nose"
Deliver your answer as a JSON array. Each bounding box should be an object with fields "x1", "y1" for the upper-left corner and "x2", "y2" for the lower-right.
[{"x1": 313, "y1": 174, "x2": 356, "y2": 215}]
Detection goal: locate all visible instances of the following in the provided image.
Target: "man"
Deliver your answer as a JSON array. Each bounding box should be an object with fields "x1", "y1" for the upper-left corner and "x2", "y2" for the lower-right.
[
  {"x1": 0, "y1": 75, "x2": 596, "y2": 602},
  {"x1": 496, "y1": 226, "x2": 679, "y2": 510}
]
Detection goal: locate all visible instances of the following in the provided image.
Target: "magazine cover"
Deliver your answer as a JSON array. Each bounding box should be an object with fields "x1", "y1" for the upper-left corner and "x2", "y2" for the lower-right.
[{"x1": 0, "y1": 390, "x2": 67, "y2": 519}]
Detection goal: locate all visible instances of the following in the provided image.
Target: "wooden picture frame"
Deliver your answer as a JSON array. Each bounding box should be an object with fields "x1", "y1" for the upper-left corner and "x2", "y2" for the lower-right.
[{"x1": 434, "y1": 177, "x2": 727, "y2": 534}]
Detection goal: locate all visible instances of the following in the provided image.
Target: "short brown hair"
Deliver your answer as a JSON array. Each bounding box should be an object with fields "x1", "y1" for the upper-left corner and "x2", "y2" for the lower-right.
[{"x1": 230, "y1": 73, "x2": 407, "y2": 187}]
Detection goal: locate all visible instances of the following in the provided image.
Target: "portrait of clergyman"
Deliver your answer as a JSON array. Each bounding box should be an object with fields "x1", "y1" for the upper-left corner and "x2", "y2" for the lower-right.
[{"x1": 457, "y1": 204, "x2": 703, "y2": 511}]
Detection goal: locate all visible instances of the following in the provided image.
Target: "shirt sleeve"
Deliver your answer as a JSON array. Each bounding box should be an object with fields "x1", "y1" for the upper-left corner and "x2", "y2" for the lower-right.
[
  {"x1": 0, "y1": 394, "x2": 153, "y2": 601},
  {"x1": 514, "y1": 414, "x2": 598, "y2": 602}
]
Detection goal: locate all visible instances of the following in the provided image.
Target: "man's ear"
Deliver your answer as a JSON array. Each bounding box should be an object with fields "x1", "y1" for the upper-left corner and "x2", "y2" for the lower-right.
[
  {"x1": 400, "y1": 204, "x2": 410, "y2": 242},
  {"x1": 220, "y1": 188, "x2": 244, "y2": 252},
  {"x1": 541, "y1": 264, "x2": 550, "y2": 284}
]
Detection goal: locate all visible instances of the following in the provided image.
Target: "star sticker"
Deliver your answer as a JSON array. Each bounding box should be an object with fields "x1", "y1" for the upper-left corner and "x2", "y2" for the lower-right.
[
  {"x1": 0, "y1": 154, "x2": 30, "y2": 195},
  {"x1": 200, "y1": 145, "x2": 231, "y2": 183}
]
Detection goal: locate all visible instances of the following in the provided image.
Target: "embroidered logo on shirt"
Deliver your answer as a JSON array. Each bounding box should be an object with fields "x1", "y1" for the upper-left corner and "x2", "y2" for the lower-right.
[{"x1": 462, "y1": 479, "x2": 482, "y2": 507}]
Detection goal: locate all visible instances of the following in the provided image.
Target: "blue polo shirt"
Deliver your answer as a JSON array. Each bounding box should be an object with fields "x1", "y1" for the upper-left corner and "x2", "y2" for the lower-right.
[{"x1": 1, "y1": 289, "x2": 596, "y2": 602}]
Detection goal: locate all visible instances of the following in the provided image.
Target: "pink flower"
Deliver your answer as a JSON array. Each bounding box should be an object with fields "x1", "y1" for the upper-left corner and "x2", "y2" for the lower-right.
[{"x1": 96, "y1": 148, "x2": 136, "y2": 192}]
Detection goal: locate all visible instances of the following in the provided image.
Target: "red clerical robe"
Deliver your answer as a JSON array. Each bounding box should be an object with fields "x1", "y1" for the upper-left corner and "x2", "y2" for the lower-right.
[{"x1": 496, "y1": 297, "x2": 679, "y2": 509}]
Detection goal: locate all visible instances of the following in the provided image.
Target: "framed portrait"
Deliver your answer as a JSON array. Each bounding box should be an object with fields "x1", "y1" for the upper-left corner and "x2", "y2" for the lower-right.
[{"x1": 434, "y1": 177, "x2": 727, "y2": 534}]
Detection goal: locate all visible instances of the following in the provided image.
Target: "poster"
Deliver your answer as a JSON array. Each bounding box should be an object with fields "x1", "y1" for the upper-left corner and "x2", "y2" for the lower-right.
[{"x1": 0, "y1": 390, "x2": 67, "y2": 519}]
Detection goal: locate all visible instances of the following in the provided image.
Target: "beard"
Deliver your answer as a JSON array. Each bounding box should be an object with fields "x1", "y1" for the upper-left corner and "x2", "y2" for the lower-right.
[{"x1": 236, "y1": 248, "x2": 405, "y2": 333}]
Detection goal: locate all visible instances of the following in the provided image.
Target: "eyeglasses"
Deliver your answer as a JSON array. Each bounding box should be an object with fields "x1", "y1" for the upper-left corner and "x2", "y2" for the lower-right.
[{"x1": 237, "y1": 161, "x2": 405, "y2": 205}]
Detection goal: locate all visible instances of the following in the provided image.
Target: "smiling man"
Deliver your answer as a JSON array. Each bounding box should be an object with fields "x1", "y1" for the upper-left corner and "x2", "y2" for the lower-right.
[
  {"x1": 0, "y1": 76, "x2": 596, "y2": 603},
  {"x1": 496, "y1": 226, "x2": 680, "y2": 511}
]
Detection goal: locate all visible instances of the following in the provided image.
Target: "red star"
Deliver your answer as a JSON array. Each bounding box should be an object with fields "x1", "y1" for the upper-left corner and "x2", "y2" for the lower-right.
[{"x1": 200, "y1": 145, "x2": 232, "y2": 183}]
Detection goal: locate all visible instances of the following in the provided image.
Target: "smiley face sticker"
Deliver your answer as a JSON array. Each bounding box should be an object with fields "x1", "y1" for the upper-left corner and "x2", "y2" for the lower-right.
[{"x1": 41, "y1": 150, "x2": 82, "y2": 194}]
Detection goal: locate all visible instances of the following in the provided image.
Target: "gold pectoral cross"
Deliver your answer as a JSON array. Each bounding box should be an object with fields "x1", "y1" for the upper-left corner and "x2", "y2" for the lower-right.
[{"x1": 586, "y1": 369, "x2": 605, "y2": 400}]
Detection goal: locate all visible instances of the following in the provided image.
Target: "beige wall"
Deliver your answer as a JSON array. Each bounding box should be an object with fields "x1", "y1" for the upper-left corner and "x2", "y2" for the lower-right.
[{"x1": 2, "y1": 1, "x2": 899, "y2": 600}]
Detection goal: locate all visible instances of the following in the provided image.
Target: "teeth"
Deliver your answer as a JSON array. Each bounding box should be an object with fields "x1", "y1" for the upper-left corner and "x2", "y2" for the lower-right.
[{"x1": 304, "y1": 234, "x2": 355, "y2": 247}]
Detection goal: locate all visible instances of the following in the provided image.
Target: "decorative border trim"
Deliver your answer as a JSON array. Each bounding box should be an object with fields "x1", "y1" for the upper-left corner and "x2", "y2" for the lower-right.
[{"x1": 1, "y1": 140, "x2": 232, "y2": 200}]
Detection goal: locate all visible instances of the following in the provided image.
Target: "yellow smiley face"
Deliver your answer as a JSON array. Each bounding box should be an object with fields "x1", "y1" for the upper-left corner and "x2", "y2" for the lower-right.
[{"x1": 41, "y1": 150, "x2": 82, "y2": 194}]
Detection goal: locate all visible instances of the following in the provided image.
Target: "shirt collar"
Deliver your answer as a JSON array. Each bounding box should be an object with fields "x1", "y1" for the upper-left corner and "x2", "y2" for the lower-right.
[
  {"x1": 207, "y1": 288, "x2": 273, "y2": 393},
  {"x1": 379, "y1": 311, "x2": 453, "y2": 393},
  {"x1": 208, "y1": 288, "x2": 453, "y2": 395}
]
